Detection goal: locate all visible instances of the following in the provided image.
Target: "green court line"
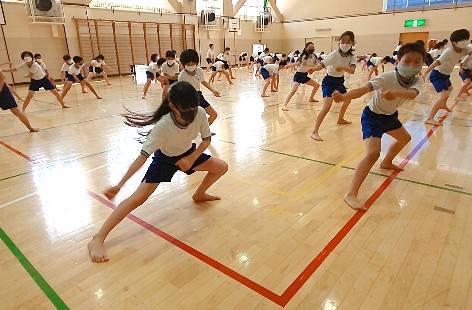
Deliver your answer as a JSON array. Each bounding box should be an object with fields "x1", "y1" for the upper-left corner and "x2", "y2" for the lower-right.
[
  {"x1": 219, "y1": 139, "x2": 472, "y2": 196},
  {"x1": 0, "y1": 227, "x2": 69, "y2": 309}
]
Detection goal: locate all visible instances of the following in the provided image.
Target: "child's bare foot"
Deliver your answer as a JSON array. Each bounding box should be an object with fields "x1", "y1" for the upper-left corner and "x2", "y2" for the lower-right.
[
  {"x1": 425, "y1": 118, "x2": 442, "y2": 126},
  {"x1": 231, "y1": 77, "x2": 236, "y2": 79},
  {"x1": 96, "y1": 96, "x2": 102, "y2": 99},
  {"x1": 465, "y1": 91, "x2": 471, "y2": 96},
  {"x1": 29, "y1": 127, "x2": 40, "y2": 132},
  {"x1": 192, "y1": 193, "x2": 221, "y2": 202},
  {"x1": 337, "y1": 119, "x2": 352, "y2": 125},
  {"x1": 344, "y1": 193, "x2": 367, "y2": 211},
  {"x1": 88, "y1": 238, "x2": 109, "y2": 263},
  {"x1": 380, "y1": 161, "x2": 404, "y2": 171},
  {"x1": 61, "y1": 104, "x2": 70, "y2": 108},
  {"x1": 106, "y1": 83, "x2": 112, "y2": 86},
  {"x1": 310, "y1": 133, "x2": 323, "y2": 141},
  {"x1": 309, "y1": 98, "x2": 319, "y2": 103},
  {"x1": 281, "y1": 105, "x2": 289, "y2": 111},
  {"x1": 82, "y1": 90, "x2": 88, "y2": 93},
  {"x1": 261, "y1": 94, "x2": 269, "y2": 97},
  {"x1": 142, "y1": 96, "x2": 146, "y2": 99},
  {"x1": 455, "y1": 96, "x2": 466, "y2": 101},
  {"x1": 229, "y1": 82, "x2": 234, "y2": 84},
  {"x1": 271, "y1": 90, "x2": 278, "y2": 92}
]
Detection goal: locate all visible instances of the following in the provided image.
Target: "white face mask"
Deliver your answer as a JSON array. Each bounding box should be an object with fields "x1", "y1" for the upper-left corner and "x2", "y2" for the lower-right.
[
  {"x1": 185, "y1": 65, "x2": 197, "y2": 71},
  {"x1": 397, "y1": 64, "x2": 422, "y2": 77},
  {"x1": 455, "y1": 40, "x2": 469, "y2": 49},
  {"x1": 167, "y1": 60, "x2": 175, "y2": 65},
  {"x1": 339, "y1": 44, "x2": 352, "y2": 52},
  {"x1": 24, "y1": 56, "x2": 33, "y2": 62},
  {"x1": 67, "y1": 60, "x2": 73, "y2": 65},
  {"x1": 36, "y1": 59, "x2": 42, "y2": 63}
]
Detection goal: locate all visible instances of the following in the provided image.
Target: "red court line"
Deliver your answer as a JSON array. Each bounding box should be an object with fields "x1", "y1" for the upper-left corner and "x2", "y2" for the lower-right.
[
  {"x1": 0, "y1": 140, "x2": 34, "y2": 162},
  {"x1": 1, "y1": 108, "x2": 453, "y2": 307}
]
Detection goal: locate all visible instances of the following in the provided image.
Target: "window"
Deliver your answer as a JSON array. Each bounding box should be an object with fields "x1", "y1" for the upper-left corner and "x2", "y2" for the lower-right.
[
  {"x1": 233, "y1": 0, "x2": 266, "y2": 18},
  {"x1": 385, "y1": 0, "x2": 472, "y2": 11},
  {"x1": 196, "y1": 0, "x2": 223, "y2": 16}
]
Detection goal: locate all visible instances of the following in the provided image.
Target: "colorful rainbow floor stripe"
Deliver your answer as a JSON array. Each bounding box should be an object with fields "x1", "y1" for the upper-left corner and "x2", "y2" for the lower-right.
[{"x1": 0, "y1": 108, "x2": 452, "y2": 307}]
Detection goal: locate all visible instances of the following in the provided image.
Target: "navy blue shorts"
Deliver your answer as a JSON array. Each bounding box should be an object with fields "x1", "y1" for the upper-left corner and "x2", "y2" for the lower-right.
[
  {"x1": 211, "y1": 66, "x2": 217, "y2": 72},
  {"x1": 239, "y1": 56, "x2": 246, "y2": 62},
  {"x1": 361, "y1": 106, "x2": 402, "y2": 139},
  {"x1": 206, "y1": 57, "x2": 212, "y2": 64},
  {"x1": 393, "y1": 51, "x2": 398, "y2": 56},
  {"x1": 65, "y1": 72, "x2": 84, "y2": 82},
  {"x1": 459, "y1": 69, "x2": 472, "y2": 81},
  {"x1": 390, "y1": 58, "x2": 396, "y2": 65},
  {"x1": 168, "y1": 79, "x2": 178, "y2": 85},
  {"x1": 198, "y1": 91, "x2": 210, "y2": 109},
  {"x1": 89, "y1": 66, "x2": 103, "y2": 74},
  {"x1": 146, "y1": 71, "x2": 155, "y2": 79},
  {"x1": 29, "y1": 76, "x2": 55, "y2": 91},
  {"x1": 425, "y1": 58, "x2": 434, "y2": 66},
  {"x1": 250, "y1": 56, "x2": 254, "y2": 62},
  {"x1": 367, "y1": 60, "x2": 375, "y2": 67},
  {"x1": 0, "y1": 84, "x2": 18, "y2": 110},
  {"x1": 257, "y1": 59, "x2": 264, "y2": 66},
  {"x1": 322, "y1": 75, "x2": 347, "y2": 97},
  {"x1": 291, "y1": 58, "x2": 296, "y2": 63},
  {"x1": 260, "y1": 68, "x2": 270, "y2": 80},
  {"x1": 293, "y1": 72, "x2": 311, "y2": 84},
  {"x1": 430, "y1": 69, "x2": 452, "y2": 93},
  {"x1": 142, "y1": 143, "x2": 211, "y2": 183}
]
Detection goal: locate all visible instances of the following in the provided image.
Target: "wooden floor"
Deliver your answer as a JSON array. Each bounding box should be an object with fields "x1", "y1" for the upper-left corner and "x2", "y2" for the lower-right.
[{"x1": 1, "y1": 65, "x2": 472, "y2": 310}]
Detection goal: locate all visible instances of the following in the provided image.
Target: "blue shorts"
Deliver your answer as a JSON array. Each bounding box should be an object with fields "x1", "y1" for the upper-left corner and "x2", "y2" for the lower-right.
[
  {"x1": 146, "y1": 71, "x2": 155, "y2": 79},
  {"x1": 361, "y1": 106, "x2": 402, "y2": 139},
  {"x1": 198, "y1": 91, "x2": 210, "y2": 109},
  {"x1": 89, "y1": 66, "x2": 103, "y2": 74},
  {"x1": 321, "y1": 75, "x2": 347, "y2": 97},
  {"x1": 0, "y1": 84, "x2": 18, "y2": 110},
  {"x1": 206, "y1": 58, "x2": 213, "y2": 64},
  {"x1": 142, "y1": 143, "x2": 211, "y2": 183},
  {"x1": 390, "y1": 58, "x2": 396, "y2": 65},
  {"x1": 239, "y1": 56, "x2": 246, "y2": 62},
  {"x1": 257, "y1": 59, "x2": 264, "y2": 66},
  {"x1": 211, "y1": 66, "x2": 217, "y2": 72},
  {"x1": 430, "y1": 69, "x2": 452, "y2": 93},
  {"x1": 65, "y1": 72, "x2": 84, "y2": 82},
  {"x1": 168, "y1": 79, "x2": 178, "y2": 85},
  {"x1": 293, "y1": 72, "x2": 311, "y2": 84},
  {"x1": 459, "y1": 69, "x2": 472, "y2": 81},
  {"x1": 260, "y1": 68, "x2": 270, "y2": 80},
  {"x1": 250, "y1": 56, "x2": 255, "y2": 62},
  {"x1": 291, "y1": 58, "x2": 296, "y2": 63},
  {"x1": 29, "y1": 76, "x2": 55, "y2": 91},
  {"x1": 367, "y1": 60, "x2": 375, "y2": 67}
]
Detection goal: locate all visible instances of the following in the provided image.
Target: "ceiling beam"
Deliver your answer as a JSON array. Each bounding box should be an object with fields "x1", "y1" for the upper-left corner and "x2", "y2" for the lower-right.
[
  {"x1": 232, "y1": 0, "x2": 248, "y2": 16},
  {"x1": 165, "y1": 0, "x2": 182, "y2": 13},
  {"x1": 266, "y1": 0, "x2": 284, "y2": 21}
]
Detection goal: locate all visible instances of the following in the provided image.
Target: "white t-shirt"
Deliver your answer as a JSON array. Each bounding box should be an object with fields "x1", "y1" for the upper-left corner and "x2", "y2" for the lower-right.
[
  {"x1": 221, "y1": 53, "x2": 231, "y2": 62},
  {"x1": 240, "y1": 52, "x2": 247, "y2": 58},
  {"x1": 259, "y1": 52, "x2": 270, "y2": 60},
  {"x1": 213, "y1": 61, "x2": 225, "y2": 72},
  {"x1": 147, "y1": 62, "x2": 157, "y2": 72},
  {"x1": 461, "y1": 46, "x2": 472, "y2": 70},
  {"x1": 91, "y1": 59, "x2": 104, "y2": 67},
  {"x1": 367, "y1": 71, "x2": 423, "y2": 115},
  {"x1": 68, "y1": 64, "x2": 84, "y2": 75},
  {"x1": 37, "y1": 61, "x2": 47, "y2": 72},
  {"x1": 140, "y1": 107, "x2": 211, "y2": 157},
  {"x1": 262, "y1": 63, "x2": 279, "y2": 75},
  {"x1": 436, "y1": 45, "x2": 472, "y2": 75},
  {"x1": 217, "y1": 53, "x2": 224, "y2": 61},
  {"x1": 263, "y1": 55, "x2": 273, "y2": 64},
  {"x1": 207, "y1": 49, "x2": 215, "y2": 59},
  {"x1": 394, "y1": 44, "x2": 402, "y2": 52},
  {"x1": 322, "y1": 50, "x2": 357, "y2": 77},
  {"x1": 288, "y1": 52, "x2": 294, "y2": 59},
  {"x1": 369, "y1": 57, "x2": 383, "y2": 66},
  {"x1": 161, "y1": 61, "x2": 180, "y2": 78},
  {"x1": 16, "y1": 62, "x2": 45, "y2": 80},
  {"x1": 178, "y1": 68, "x2": 205, "y2": 91},
  {"x1": 61, "y1": 62, "x2": 72, "y2": 72},
  {"x1": 298, "y1": 54, "x2": 317, "y2": 73}
]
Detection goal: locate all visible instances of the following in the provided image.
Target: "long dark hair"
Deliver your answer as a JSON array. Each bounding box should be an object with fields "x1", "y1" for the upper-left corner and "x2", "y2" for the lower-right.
[
  {"x1": 299, "y1": 42, "x2": 314, "y2": 62},
  {"x1": 123, "y1": 81, "x2": 199, "y2": 127}
]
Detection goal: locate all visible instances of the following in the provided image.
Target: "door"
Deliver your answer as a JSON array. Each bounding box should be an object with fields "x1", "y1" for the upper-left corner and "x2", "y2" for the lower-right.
[{"x1": 399, "y1": 32, "x2": 429, "y2": 45}]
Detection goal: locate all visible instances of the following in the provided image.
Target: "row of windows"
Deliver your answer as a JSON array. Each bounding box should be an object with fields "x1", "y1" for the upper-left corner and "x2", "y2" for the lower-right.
[{"x1": 385, "y1": 0, "x2": 472, "y2": 11}]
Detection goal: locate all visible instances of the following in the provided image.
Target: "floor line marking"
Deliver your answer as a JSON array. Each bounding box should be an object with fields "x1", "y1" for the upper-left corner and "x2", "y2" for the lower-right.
[{"x1": 0, "y1": 227, "x2": 70, "y2": 309}]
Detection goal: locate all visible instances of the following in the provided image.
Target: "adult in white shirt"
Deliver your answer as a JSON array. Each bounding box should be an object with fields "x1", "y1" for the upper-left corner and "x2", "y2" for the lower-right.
[
  {"x1": 2, "y1": 51, "x2": 67, "y2": 111},
  {"x1": 86, "y1": 54, "x2": 112, "y2": 85}
]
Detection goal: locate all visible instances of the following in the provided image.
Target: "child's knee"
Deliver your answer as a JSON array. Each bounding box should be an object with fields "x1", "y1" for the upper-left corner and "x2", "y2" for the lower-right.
[
  {"x1": 214, "y1": 159, "x2": 228, "y2": 174},
  {"x1": 365, "y1": 151, "x2": 380, "y2": 162}
]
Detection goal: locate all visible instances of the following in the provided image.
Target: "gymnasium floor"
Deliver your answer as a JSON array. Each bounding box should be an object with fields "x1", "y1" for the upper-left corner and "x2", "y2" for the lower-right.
[{"x1": 1, "y1": 65, "x2": 472, "y2": 309}]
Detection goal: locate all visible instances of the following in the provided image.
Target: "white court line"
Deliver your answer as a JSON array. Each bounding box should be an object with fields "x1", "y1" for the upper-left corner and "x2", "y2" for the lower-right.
[{"x1": 0, "y1": 164, "x2": 108, "y2": 209}]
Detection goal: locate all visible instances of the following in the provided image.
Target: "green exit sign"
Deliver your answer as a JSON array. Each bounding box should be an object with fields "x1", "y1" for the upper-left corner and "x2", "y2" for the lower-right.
[{"x1": 404, "y1": 19, "x2": 426, "y2": 27}]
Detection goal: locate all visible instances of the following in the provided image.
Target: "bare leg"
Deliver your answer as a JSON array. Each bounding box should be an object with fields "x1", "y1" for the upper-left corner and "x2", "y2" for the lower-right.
[
  {"x1": 307, "y1": 79, "x2": 320, "y2": 102},
  {"x1": 311, "y1": 96, "x2": 333, "y2": 141},
  {"x1": 142, "y1": 79, "x2": 152, "y2": 98},
  {"x1": 337, "y1": 99, "x2": 352, "y2": 125},
  {"x1": 455, "y1": 80, "x2": 471, "y2": 100},
  {"x1": 223, "y1": 71, "x2": 233, "y2": 84},
  {"x1": 380, "y1": 126, "x2": 411, "y2": 170},
  {"x1": 82, "y1": 80, "x2": 101, "y2": 99},
  {"x1": 191, "y1": 157, "x2": 228, "y2": 201},
  {"x1": 21, "y1": 91, "x2": 35, "y2": 112},
  {"x1": 261, "y1": 78, "x2": 271, "y2": 97},
  {"x1": 282, "y1": 82, "x2": 300, "y2": 111},
  {"x1": 426, "y1": 89, "x2": 452, "y2": 126},
  {"x1": 50, "y1": 89, "x2": 69, "y2": 108},
  {"x1": 88, "y1": 182, "x2": 159, "y2": 263},
  {"x1": 86, "y1": 72, "x2": 95, "y2": 82},
  {"x1": 344, "y1": 137, "x2": 381, "y2": 211},
  {"x1": 10, "y1": 107, "x2": 39, "y2": 132},
  {"x1": 102, "y1": 71, "x2": 111, "y2": 85},
  {"x1": 7, "y1": 85, "x2": 23, "y2": 101},
  {"x1": 61, "y1": 82, "x2": 73, "y2": 99}
]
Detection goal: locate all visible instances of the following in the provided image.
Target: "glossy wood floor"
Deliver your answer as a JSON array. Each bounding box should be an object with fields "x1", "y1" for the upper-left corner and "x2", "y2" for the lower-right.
[{"x1": 1, "y1": 65, "x2": 472, "y2": 310}]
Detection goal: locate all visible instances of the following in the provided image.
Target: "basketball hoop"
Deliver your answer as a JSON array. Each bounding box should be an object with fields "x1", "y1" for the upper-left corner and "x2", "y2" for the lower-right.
[{"x1": 228, "y1": 18, "x2": 239, "y2": 33}]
